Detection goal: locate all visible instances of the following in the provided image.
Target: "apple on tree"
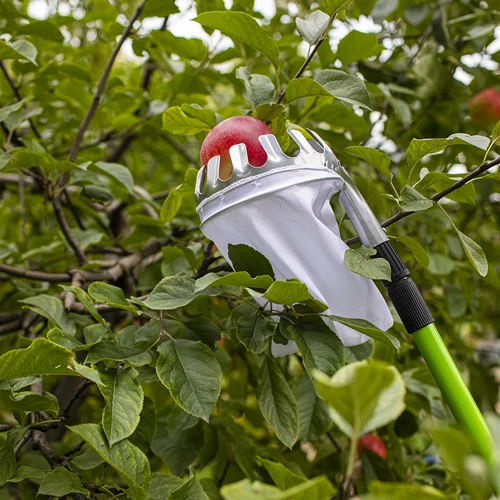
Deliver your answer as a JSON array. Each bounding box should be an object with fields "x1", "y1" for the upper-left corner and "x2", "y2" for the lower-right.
[
  {"x1": 468, "y1": 88, "x2": 500, "y2": 126},
  {"x1": 200, "y1": 116, "x2": 274, "y2": 180}
]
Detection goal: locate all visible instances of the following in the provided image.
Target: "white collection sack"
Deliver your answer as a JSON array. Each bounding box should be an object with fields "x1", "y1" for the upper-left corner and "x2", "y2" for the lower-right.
[{"x1": 196, "y1": 161, "x2": 394, "y2": 357}]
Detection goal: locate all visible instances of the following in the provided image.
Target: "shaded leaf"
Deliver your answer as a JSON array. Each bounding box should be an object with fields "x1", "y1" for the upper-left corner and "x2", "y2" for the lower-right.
[
  {"x1": 228, "y1": 244, "x2": 275, "y2": 279},
  {"x1": 195, "y1": 11, "x2": 279, "y2": 67},
  {"x1": 232, "y1": 303, "x2": 275, "y2": 354},
  {"x1": 257, "y1": 357, "x2": 298, "y2": 449},
  {"x1": 236, "y1": 67, "x2": 275, "y2": 108},
  {"x1": 399, "y1": 185, "x2": 434, "y2": 212},
  {"x1": 259, "y1": 458, "x2": 305, "y2": 490},
  {"x1": 296, "y1": 11, "x2": 330, "y2": 45},
  {"x1": 338, "y1": 31, "x2": 382, "y2": 65},
  {"x1": 38, "y1": 467, "x2": 89, "y2": 498},
  {"x1": 88, "y1": 282, "x2": 135, "y2": 311},
  {"x1": 344, "y1": 249, "x2": 391, "y2": 281},
  {"x1": 156, "y1": 339, "x2": 222, "y2": 419},
  {"x1": 344, "y1": 146, "x2": 392, "y2": 181},
  {"x1": 68, "y1": 423, "x2": 150, "y2": 499}
]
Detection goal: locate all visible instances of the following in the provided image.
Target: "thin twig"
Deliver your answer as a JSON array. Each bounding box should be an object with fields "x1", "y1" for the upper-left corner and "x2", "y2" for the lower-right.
[
  {"x1": 67, "y1": 0, "x2": 148, "y2": 164},
  {"x1": 0, "y1": 263, "x2": 71, "y2": 282},
  {"x1": 276, "y1": 12, "x2": 337, "y2": 104},
  {"x1": 0, "y1": 61, "x2": 41, "y2": 139},
  {"x1": 19, "y1": 175, "x2": 28, "y2": 249},
  {"x1": 60, "y1": 379, "x2": 93, "y2": 420},
  {"x1": 51, "y1": 192, "x2": 87, "y2": 265},
  {"x1": 345, "y1": 155, "x2": 500, "y2": 246}
]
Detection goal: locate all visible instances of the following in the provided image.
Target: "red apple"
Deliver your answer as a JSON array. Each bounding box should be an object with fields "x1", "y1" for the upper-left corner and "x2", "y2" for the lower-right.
[
  {"x1": 468, "y1": 89, "x2": 500, "y2": 126},
  {"x1": 200, "y1": 116, "x2": 274, "y2": 180},
  {"x1": 358, "y1": 434, "x2": 387, "y2": 460}
]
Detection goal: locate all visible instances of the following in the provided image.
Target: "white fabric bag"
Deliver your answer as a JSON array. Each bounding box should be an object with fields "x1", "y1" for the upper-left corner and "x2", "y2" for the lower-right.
[{"x1": 196, "y1": 161, "x2": 393, "y2": 357}]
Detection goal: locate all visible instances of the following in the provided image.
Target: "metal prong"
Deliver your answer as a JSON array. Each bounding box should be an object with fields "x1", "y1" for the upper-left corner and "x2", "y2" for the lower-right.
[
  {"x1": 195, "y1": 166, "x2": 206, "y2": 199},
  {"x1": 288, "y1": 129, "x2": 316, "y2": 154},
  {"x1": 229, "y1": 143, "x2": 251, "y2": 175},
  {"x1": 206, "y1": 156, "x2": 220, "y2": 189},
  {"x1": 259, "y1": 134, "x2": 289, "y2": 162}
]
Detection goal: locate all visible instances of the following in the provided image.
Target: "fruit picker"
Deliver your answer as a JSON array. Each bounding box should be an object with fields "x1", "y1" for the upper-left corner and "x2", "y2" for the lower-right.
[{"x1": 195, "y1": 116, "x2": 494, "y2": 464}]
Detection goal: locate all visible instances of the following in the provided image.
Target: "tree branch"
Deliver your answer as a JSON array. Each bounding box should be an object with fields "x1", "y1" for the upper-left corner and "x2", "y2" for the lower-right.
[
  {"x1": 60, "y1": 379, "x2": 93, "y2": 420},
  {"x1": 276, "y1": 12, "x2": 337, "y2": 104},
  {"x1": 0, "y1": 61, "x2": 41, "y2": 140},
  {"x1": 345, "y1": 155, "x2": 500, "y2": 246},
  {"x1": 52, "y1": 192, "x2": 87, "y2": 265},
  {"x1": 0, "y1": 263, "x2": 71, "y2": 282},
  {"x1": 67, "y1": 0, "x2": 148, "y2": 164}
]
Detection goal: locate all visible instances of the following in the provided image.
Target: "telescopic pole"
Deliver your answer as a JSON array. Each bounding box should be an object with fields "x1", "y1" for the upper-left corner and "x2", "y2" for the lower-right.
[{"x1": 335, "y1": 162, "x2": 494, "y2": 464}]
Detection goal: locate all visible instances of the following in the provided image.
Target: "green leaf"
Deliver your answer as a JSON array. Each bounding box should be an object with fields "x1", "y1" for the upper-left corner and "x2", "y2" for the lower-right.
[
  {"x1": 220, "y1": 480, "x2": 280, "y2": 499},
  {"x1": 151, "y1": 405, "x2": 202, "y2": 475},
  {"x1": 131, "y1": 396, "x2": 157, "y2": 453},
  {"x1": 0, "y1": 390, "x2": 59, "y2": 414},
  {"x1": 0, "y1": 39, "x2": 37, "y2": 65},
  {"x1": 314, "y1": 360, "x2": 406, "y2": 438},
  {"x1": 143, "y1": 276, "x2": 221, "y2": 310},
  {"x1": 294, "y1": 375, "x2": 332, "y2": 441},
  {"x1": 296, "y1": 11, "x2": 330, "y2": 45},
  {"x1": 148, "y1": 472, "x2": 184, "y2": 500},
  {"x1": 344, "y1": 249, "x2": 391, "y2": 281},
  {"x1": 360, "y1": 481, "x2": 456, "y2": 499},
  {"x1": 415, "y1": 171, "x2": 476, "y2": 205},
  {"x1": 258, "y1": 458, "x2": 306, "y2": 490},
  {"x1": 344, "y1": 146, "x2": 392, "y2": 181},
  {"x1": 253, "y1": 103, "x2": 285, "y2": 122},
  {"x1": 0, "y1": 338, "x2": 94, "y2": 381},
  {"x1": 326, "y1": 315, "x2": 400, "y2": 352},
  {"x1": 99, "y1": 367, "x2": 144, "y2": 445},
  {"x1": 161, "y1": 189, "x2": 183, "y2": 223},
  {"x1": 285, "y1": 78, "x2": 331, "y2": 103},
  {"x1": 338, "y1": 31, "x2": 382, "y2": 65},
  {"x1": 316, "y1": 69, "x2": 373, "y2": 110},
  {"x1": 263, "y1": 280, "x2": 327, "y2": 310},
  {"x1": 61, "y1": 286, "x2": 108, "y2": 330},
  {"x1": 88, "y1": 282, "x2": 135, "y2": 311},
  {"x1": 456, "y1": 230, "x2": 488, "y2": 277},
  {"x1": 406, "y1": 134, "x2": 489, "y2": 169},
  {"x1": 167, "y1": 474, "x2": 210, "y2": 500},
  {"x1": 236, "y1": 67, "x2": 275, "y2": 108},
  {"x1": 17, "y1": 20, "x2": 63, "y2": 42},
  {"x1": 194, "y1": 11, "x2": 280, "y2": 68},
  {"x1": 0, "y1": 433, "x2": 16, "y2": 486},
  {"x1": 288, "y1": 316, "x2": 344, "y2": 377},
  {"x1": 396, "y1": 236, "x2": 429, "y2": 267},
  {"x1": 156, "y1": 339, "x2": 222, "y2": 419},
  {"x1": 20, "y1": 295, "x2": 76, "y2": 335},
  {"x1": 86, "y1": 341, "x2": 152, "y2": 367},
  {"x1": 256, "y1": 357, "x2": 298, "y2": 449},
  {"x1": 232, "y1": 303, "x2": 275, "y2": 354},
  {"x1": 322, "y1": 0, "x2": 355, "y2": 15},
  {"x1": 8, "y1": 465, "x2": 47, "y2": 483},
  {"x1": 195, "y1": 271, "x2": 274, "y2": 292},
  {"x1": 399, "y1": 185, "x2": 434, "y2": 212},
  {"x1": 68, "y1": 424, "x2": 150, "y2": 499},
  {"x1": 162, "y1": 104, "x2": 216, "y2": 135},
  {"x1": 228, "y1": 244, "x2": 275, "y2": 279},
  {"x1": 0, "y1": 101, "x2": 24, "y2": 123},
  {"x1": 91, "y1": 161, "x2": 134, "y2": 194},
  {"x1": 38, "y1": 467, "x2": 89, "y2": 498},
  {"x1": 164, "y1": 318, "x2": 221, "y2": 349},
  {"x1": 71, "y1": 448, "x2": 105, "y2": 470}
]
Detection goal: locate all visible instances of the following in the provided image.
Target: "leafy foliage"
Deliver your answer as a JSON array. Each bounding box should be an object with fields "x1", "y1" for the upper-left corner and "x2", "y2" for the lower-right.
[{"x1": 0, "y1": 0, "x2": 499, "y2": 499}]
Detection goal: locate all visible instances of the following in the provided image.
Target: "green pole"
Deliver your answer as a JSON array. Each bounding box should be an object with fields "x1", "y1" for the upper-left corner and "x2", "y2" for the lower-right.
[{"x1": 412, "y1": 323, "x2": 494, "y2": 463}]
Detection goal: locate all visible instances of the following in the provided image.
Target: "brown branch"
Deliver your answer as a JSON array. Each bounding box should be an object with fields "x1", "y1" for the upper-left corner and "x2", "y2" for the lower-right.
[
  {"x1": 67, "y1": 0, "x2": 147, "y2": 164},
  {"x1": 60, "y1": 379, "x2": 93, "y2": 420},
  {"x1": 345, "y1": 155, "x2": 500, "y2": 246},
  {"x1": 0, "y1": 263, "x2": 71, "y2": 282},
  {"x1": 0, "y1": 61, "x2": 41, "y2": 140},
  {"x1": 276, "y1": 12, "x2": 337, "y2": 104},
  {"x1": 0, "y1": 318, "x2": 23, "y2": 336},
  {"x1": 19, "y1": 174, "x2": 28, "y2": 248},
  {"x1": 161, "y1": 132, "x2": 198, "y2": 165},
  {"x1": 52, "y1": 192, "x2": 87, "y2": 265}
]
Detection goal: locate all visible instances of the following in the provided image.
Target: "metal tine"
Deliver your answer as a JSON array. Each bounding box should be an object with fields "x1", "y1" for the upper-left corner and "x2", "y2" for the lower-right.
[
  {"x1": 229, "y1": 143, "x2": 250, "y2": 176},
  {"x1": 288, "y1": 129, "x2": 316, "y2": 154},
  {"x1": 206, "y1": 156, "x2": 220, "y2": 188},
  {"x1": 307, "y1": 129, "x2": 330, "y2": 152},
  {"x1": 195, "y1": 166, "x2": 206, "y2": 197},
  {"x1": 259, "y1": 134, "x2": 289, "y2": 162}
]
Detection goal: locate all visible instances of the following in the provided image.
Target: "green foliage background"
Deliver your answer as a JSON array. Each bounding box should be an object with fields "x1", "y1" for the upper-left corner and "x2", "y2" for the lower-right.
[{"x1": 0, "y1": 0, "x2": 499, "y2": 498}]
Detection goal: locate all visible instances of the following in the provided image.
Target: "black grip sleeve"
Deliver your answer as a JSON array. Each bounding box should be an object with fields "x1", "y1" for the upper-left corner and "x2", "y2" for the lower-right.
[{"x1": 375, "y1": 240, "x2": 410, "y2": 284}]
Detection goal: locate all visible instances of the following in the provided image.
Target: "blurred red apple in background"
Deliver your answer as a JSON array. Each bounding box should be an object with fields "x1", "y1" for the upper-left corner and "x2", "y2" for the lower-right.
[
  {"x1": 200, "y1": 116, "x2": 274, "y2": 180},
  {"x1": 468, "y1": 89, "x2": 500, "y2": 126},
  {"x1": 358, "y1": 434, "x2": 387, "y2": 460}
]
